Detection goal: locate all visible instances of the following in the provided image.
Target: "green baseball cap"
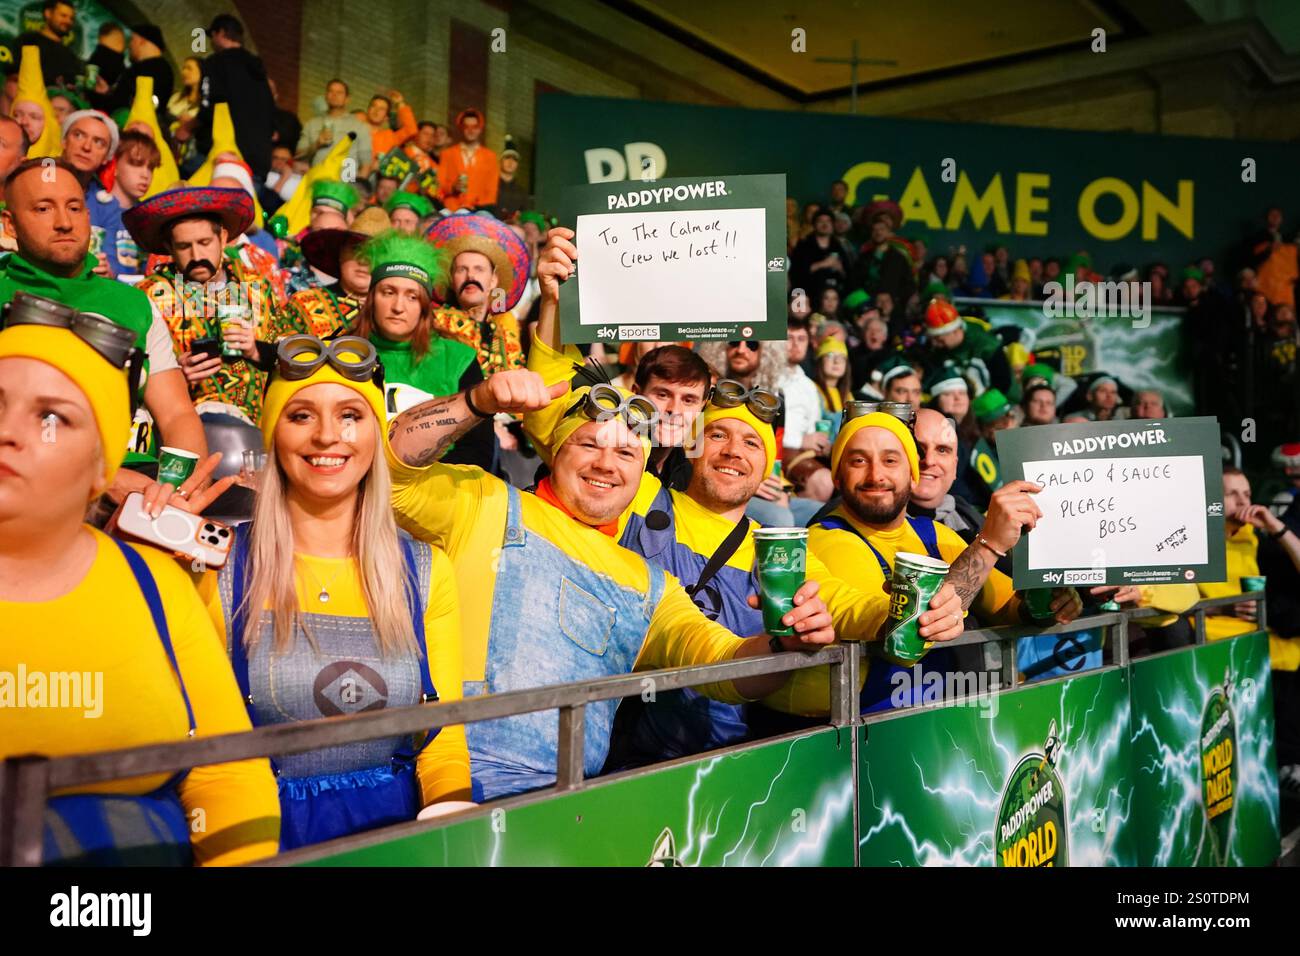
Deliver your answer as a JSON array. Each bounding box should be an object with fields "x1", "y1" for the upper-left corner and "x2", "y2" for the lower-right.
[{"x1": 972, "y1": 388, "x2": 1013, "y2": 424}]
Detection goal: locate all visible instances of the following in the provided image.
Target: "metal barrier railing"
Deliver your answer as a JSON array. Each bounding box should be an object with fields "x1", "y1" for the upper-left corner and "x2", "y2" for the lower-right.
[{"x1": 0, "y1": 592, "x2": 1267, "y2": 866}]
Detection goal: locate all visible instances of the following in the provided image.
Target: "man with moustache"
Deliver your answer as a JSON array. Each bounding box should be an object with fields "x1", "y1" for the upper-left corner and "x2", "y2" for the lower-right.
[
  {"x1": 425, "y1": 213, "x2": 528, "y2": 377},
  {"x1": 126, "y1": 186, "x2": 294, "y2": 424},
  {"x1": 809, "y1": 409, "x2": 1081, "y2": 709},
  {"x1": 0, "y1": 158, "x2": 205, "y2": 492},
  {"x1": 520, "y1": 227, "x2": 967, "y2": 761}
]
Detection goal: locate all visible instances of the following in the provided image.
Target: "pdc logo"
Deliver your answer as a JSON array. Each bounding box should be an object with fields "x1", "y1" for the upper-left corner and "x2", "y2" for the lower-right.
[
  {"x1": 767, "y1": 257, "x2": 785, "y2": 271},
  {"x1": 995, "y1": 719, "x2": 1069, "y2": 867}
]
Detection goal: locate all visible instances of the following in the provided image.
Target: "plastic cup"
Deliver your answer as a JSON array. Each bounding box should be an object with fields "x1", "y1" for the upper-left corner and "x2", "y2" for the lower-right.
[
  {"x1": 881, "y1": 552, "x2": 950, "y2": 665},
  {"x1": 753, "y1": 527, "x2": 808, "y2": 638}
]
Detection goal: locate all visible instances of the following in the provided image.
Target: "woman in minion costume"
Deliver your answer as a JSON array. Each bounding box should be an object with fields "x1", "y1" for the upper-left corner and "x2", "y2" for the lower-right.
[
  {"x1": 202, "y1": 334, "x2": 472, "y2": 850},
  {"x1": 812, "y1": 335, "x2": 851, "y2": 429},
  {"x1": 0, "y1": 293, "x2": 280, "y2": 865}
]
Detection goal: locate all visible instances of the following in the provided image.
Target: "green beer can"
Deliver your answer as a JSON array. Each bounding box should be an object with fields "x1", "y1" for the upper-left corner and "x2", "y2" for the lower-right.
[
  {"x1": 881, "y1": 552, "x2": 950, "y2": 665},
  {"x1": 157, "y1": 446, "x2": 199, "y2": 488},
  {"x1": 1022, "y1": 587, "x2": 1057, "y2": 623},
  {"x1": 753, "y1": 527, "x2": 808, "y2": 638},
  {"x1": 1240, "y1": 575, "x2": 1266, "y2": 593}
]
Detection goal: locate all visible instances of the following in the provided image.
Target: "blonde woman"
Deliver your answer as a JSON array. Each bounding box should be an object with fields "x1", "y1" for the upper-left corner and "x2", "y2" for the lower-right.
[
  {"x1": 0, "y1": 293, "x2": 279, "y2": 865},
  {"x1": 178, "y1": 335, "x2": 471, "y2": 849}
]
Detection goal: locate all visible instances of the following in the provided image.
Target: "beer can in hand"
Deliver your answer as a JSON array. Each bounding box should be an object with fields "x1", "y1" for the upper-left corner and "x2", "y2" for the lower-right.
[
  {"x1": 1022, "y1": 587, "x2": 1057, "y2": 622},
  {"x1": 157, "y1": 446, "x2": 200, "y2": 488},
  {"x1": 881, "y1": 552, "x2": 950, "y2": 664},
  {"x1": 753, "y1": 527, "x2": 808, "y2": 638}
]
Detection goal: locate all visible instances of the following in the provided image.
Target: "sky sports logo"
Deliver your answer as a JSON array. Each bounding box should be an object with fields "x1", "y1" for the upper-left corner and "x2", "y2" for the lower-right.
[
  {"x1": 1039, "y1": 570, "x2": 1105, "y2": 585},
  {"x1": 596, "y1": 325, "x2": 660, "y2": 340}
]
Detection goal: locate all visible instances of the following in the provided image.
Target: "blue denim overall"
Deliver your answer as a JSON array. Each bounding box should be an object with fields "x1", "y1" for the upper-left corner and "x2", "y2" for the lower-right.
[
  {"x1": 464, "y1": 485, "x2": 665, "y2": 801},
  {"x1": 42, "y1": 540, "x2": 195, "y2": 866},
  {"x1": 611, "y1": 485, "x2": 762, "y2": 765},
  {"x1": 221, "y1": 529, "x2": 439, "y2": 850},
  {"x1": 811, "y1": 514, "x2": 953, "y2": 712}
]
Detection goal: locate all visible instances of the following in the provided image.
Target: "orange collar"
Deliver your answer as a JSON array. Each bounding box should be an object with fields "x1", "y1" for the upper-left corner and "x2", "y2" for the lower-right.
[{"x1": 534, "y1": 477, "x2": 620, "y2": 537}]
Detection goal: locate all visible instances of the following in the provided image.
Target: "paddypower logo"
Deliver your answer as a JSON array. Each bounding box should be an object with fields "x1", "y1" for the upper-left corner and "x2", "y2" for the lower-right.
[
  {"x1": 996, "y1": 719, "x2": 1069, "y2": 867},
  {"x1": 1201, "y1": 667, "x2": 1237, "y2": 865}
]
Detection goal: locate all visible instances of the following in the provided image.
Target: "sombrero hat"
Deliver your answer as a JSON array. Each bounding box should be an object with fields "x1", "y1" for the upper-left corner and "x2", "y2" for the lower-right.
[
  {"x1": 424, "y1": 210, "x2": 530, "y2": 311},
  {"x1": 862, "y1": 198, "x2": 904, "y2": 231},
  {"x1": 301, "y1": 206, "x2": 392, "y2": 277},
  {"x1": 123, "y1": 186, "x2": 255, "y2": 255}
]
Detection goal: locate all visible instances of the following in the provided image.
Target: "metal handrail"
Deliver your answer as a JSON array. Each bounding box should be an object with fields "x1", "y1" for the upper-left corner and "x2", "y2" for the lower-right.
[{"x1": 0, "y1": 592, "x2": 1268, "y2": 866}]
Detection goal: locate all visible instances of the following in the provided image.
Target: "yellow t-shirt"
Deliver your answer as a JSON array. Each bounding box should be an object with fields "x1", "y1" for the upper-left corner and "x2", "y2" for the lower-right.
[
  {"x1": 387, "y1": 452, "x2": 748, "y2": 703},
  {"x1": 200, "y1": 547, "x2": 471, "y2": 806},
  {"x1": 811, "y1": 506, "x2": 1021, "y2": 624},
  {"x1": 0, "y1": 528, "x2": 280, "y2": 866}
]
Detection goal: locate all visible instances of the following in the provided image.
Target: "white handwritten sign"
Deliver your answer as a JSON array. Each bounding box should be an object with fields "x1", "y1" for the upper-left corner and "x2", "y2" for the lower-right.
[
  {"x1": 1023, "y1": 455, "x2": 1208, "y2": 572},
  {"x1": 557, "y1": 174, "x2": 786, "y2": 343},
  {"x1": 998, "y1": 418, "x2": 1226, "y2": 588}
]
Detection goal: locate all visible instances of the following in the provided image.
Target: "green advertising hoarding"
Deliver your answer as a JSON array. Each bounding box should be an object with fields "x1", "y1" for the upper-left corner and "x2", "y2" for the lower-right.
[
  {"x1": 858, "y1": 668, "x2": 1135, "y2": 866},
  {"x1": 536, "y1": 94, "x2": 1300, "y2": 273},
  {"x1": 300, "y1": 728, "x2": 853, "y2": 867},
  {"x1": 0, "y1": 0, "x2": 119, "y2": 70},
  {"x1": 955, "y1": 298, "x2": 1193, "y2": 417},
  {"x1": 1129, "y1": 631, "x2": 1279, "y2": 866},
  {"x1": 556, "y1": 174, "x2": 788, "y2": 342}
]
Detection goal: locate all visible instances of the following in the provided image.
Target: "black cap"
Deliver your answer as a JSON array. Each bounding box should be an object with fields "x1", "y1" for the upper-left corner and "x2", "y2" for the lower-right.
[{"x1": 130, "y1": 23, "x2": 166, "y2": 52}]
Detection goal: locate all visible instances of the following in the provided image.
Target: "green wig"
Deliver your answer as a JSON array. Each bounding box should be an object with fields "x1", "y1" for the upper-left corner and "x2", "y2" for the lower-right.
[
  {"x1": 311, "y1": 179, "x2": 360, "y2": 213},
  {"x1": 358, "y1": 229, "x2": 447, "y2": 296},
  {"x1": 384, "y1": 190, "x2": 433, "y2": 219}
]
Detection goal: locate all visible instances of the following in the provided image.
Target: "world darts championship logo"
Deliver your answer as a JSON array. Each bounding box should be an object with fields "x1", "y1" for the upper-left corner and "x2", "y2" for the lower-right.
[
  {"x1": 1201, "y1": 666, "x2": 1238, "y2": 865},
  {"x1": 996, "y1": 719, "x2": 1069, "y2": 867}
]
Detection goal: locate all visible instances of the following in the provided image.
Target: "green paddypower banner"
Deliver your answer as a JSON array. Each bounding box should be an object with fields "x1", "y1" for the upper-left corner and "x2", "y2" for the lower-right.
[
  {"x1": 1129, "y1": 632, "x2": 1279, "y2": 866},
  {"x1": 859, "y1": 668, "x2": 1135, "y2": 866},
  {"x1": 955, "y1": 298, "x2": 1194, "y2": 417},
  {"x1": 298, "y1": 728, "x2": 853, "y2": 867},
  {"x1": 536, "y1": 94, "x2": 1300, "y2": 273}
]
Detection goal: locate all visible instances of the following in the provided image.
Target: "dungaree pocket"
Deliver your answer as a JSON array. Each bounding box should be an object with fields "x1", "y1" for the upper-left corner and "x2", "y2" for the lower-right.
[{"x1": 559, "y1": 578, "x2": 615, "y2": 656}]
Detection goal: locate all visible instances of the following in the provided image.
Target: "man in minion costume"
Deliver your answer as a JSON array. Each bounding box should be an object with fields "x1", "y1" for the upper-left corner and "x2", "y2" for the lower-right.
[
  {"x1": 810, "y1": 409, "x2": 1081, "y2": 708},
  {"x1": 522, "y1": 227, "x2": 967, "y2": 760},
  {"x1": 385, "y1": 361, "x2": 840, "y2": 800}
]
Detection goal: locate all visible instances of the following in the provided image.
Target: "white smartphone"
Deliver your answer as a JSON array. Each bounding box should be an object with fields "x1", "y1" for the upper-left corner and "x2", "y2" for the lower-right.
[{"x1": 112, "y1": 492, "x2": 233, "y2": 569}]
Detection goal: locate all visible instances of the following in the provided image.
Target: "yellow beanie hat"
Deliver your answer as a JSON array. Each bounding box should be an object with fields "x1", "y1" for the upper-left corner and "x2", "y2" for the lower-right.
[
  {"x1": 815, "y1": 337, "x2": 849, "y2": 360},
  {"x1": 548, "y1": 384, "x2": 651, "y2": 465},
  {"x1": 0, "y1": 324, "x2": 131, "y2": 487},
  {"x1": 689, "y1": 401, "x2": 778, "y2": 476},
  {"x1": 830, "y1": 411, "x2": 919, "y2": 483},
  {"x1": 260, "y1": 364, "x2": 387, "y2": 450}
]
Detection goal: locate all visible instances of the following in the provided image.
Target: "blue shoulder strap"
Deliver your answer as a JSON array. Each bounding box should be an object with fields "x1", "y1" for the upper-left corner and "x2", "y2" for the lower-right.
[
  {"x1": 228, "y1": 525, "x2": 254, "y2": 713},
  {"x1": 905, "y1": 515, "x2": 943, "y2": 562},
  {"x1": 395, "y1": 536, "x2": 441, "y2": 765},
  {"x1": 813, "y1": 515, "x2": 892, "y2": 580},
  {"x1": 112, "y1": 538, "x2": 196, "y2": 737}
]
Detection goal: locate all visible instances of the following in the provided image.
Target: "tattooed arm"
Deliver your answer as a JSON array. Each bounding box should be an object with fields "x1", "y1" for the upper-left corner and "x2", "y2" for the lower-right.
[
  {"x1": 387, "y1": 369, "x2": 572, "y2": 468},
  {"x1": 947, "y1": 479, "x2": 1046, "y2": 610}
]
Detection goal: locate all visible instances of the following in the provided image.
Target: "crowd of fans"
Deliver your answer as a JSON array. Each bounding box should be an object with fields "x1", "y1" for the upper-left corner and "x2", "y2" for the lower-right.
[{"x1": 0, "y1": 5, "x2": 1295, "y2": 866}]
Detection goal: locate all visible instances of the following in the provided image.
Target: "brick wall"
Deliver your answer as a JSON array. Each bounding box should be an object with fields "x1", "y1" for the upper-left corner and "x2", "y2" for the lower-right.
[{"x1": 233, "y1": 0, "x2": 303, "y2": 110}]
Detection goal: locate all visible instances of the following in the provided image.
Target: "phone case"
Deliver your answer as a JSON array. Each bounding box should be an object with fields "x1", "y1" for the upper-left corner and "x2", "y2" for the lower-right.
[{"x1": 112, "y1": 492, "x2": 233, "y2": 569}]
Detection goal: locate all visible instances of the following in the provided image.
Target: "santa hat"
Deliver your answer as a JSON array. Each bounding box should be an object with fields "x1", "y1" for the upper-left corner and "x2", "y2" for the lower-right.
[
  {"x1": 211, "y1": 160, "x2": 257, "y2": 202},
  {"x1": 925, "y1": 299, "x2": 964, "y2": 337}
]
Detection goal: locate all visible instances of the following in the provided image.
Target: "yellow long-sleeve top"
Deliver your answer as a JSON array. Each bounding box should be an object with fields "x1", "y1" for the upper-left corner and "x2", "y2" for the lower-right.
[
  {"x1": 387, "y1": 450, "x2": 748, "y2": 703},
  {"x1": 199, "y1": 548, "x2": 471, "y2": 806},
  {"x1": 0, "y1": 529, "x2": 280, "y2": 866},
  {"x1": 810, "y1": 503, "x2": 1023, "y2": 633},
  {"x1": 1196, "y1": 523, "x2": 1298, "y2": 669},
  {"x1": 522, "y1": 336, "x2": 892, "y2": 713}
]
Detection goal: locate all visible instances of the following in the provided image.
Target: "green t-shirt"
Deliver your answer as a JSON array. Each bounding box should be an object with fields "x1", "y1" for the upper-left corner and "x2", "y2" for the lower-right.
[
  {"x1": 370, "y1": 332, "x2": 479, "y2": 420},
  {"x1": 0, "y1": 252, "x2": 160, "y2": 463}
]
